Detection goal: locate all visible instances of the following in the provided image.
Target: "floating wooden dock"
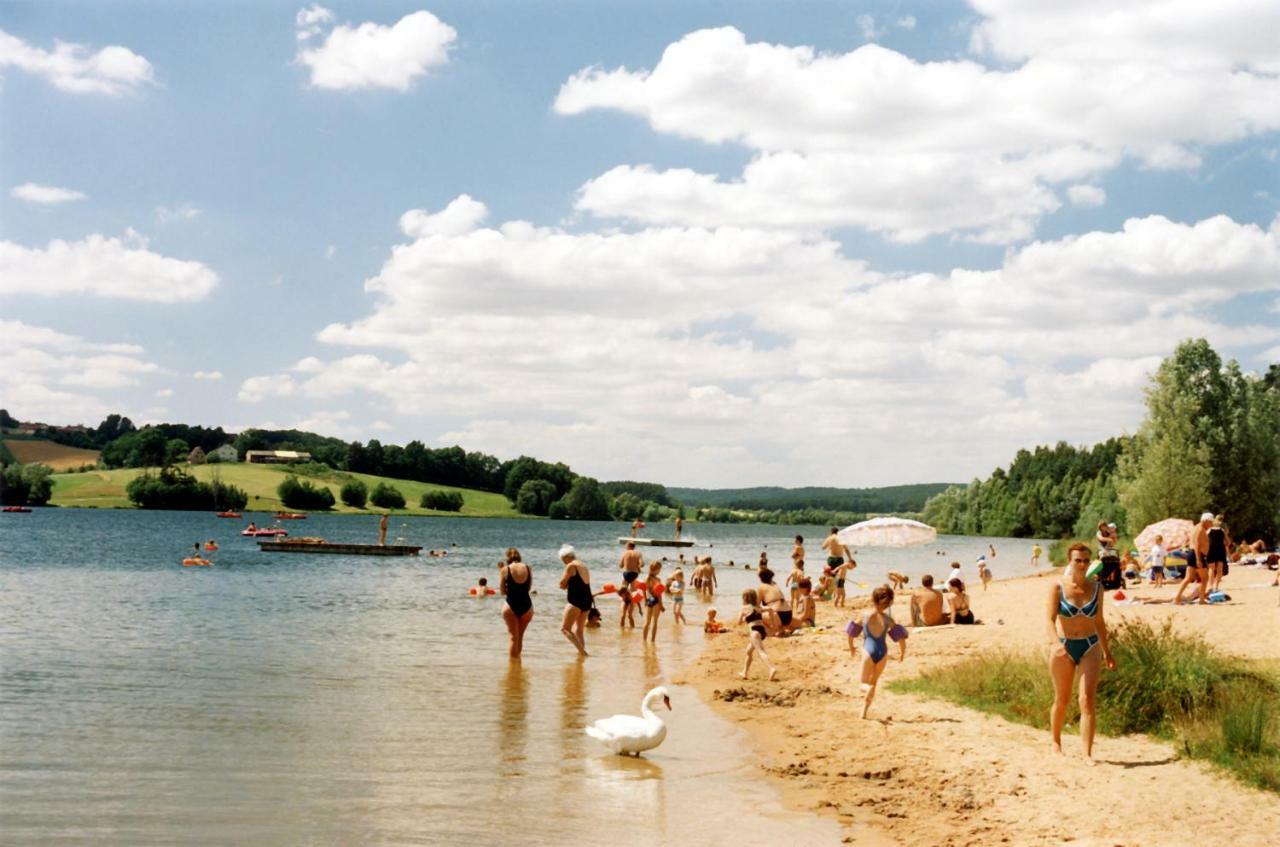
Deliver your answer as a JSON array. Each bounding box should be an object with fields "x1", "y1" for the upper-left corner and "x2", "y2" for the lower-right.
[
  {"x1": 258, "y1": 540, "x2": 422, "y2": 556},
  {"x1": 617, "y1": 537, "x2": 695, "y2": 548}
]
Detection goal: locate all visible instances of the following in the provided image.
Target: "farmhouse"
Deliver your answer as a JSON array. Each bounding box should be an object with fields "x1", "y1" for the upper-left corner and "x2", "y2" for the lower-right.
[
  {"x1": 208, "y1": 444, "x2": 239, "y2": 462},
  {"x1": 244, "y1": 450, "x2": 312, "y2": 465}
]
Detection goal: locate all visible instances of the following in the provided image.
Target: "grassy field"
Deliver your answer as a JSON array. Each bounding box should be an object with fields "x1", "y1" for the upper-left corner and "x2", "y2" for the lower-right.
[
  {"x1": 49, "y1": 462, "x2": 524, "y2": 518},
  {"x1": 3, "y1": 438, "x2": 101, "y2": 471}
]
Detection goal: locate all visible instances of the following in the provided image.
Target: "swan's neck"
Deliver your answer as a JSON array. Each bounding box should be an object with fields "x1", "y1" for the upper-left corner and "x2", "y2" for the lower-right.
[{"x1": 640, "y1": 694, "x2": 663, "y2": 722}]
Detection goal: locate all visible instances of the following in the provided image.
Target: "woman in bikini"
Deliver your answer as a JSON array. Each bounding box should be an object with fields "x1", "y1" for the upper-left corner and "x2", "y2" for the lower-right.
[
  {"x1": 499, "y1": 547, "x2": 533, "y2": 659},
  {"x1": 1046, "y1": 542, "x2": 1116, "y2": 764},
  {"x1": 558, "y1": 544, "x2": 592, "y2": 657}
]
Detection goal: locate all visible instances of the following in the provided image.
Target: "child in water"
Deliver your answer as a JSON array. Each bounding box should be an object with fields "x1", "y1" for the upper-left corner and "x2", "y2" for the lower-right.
[
  {"x1": 618, "y1": 583, "x2": 638, "y2": 629},
  {"x1": 666, "y1": 567, "x2": 687, "y2": 626}
]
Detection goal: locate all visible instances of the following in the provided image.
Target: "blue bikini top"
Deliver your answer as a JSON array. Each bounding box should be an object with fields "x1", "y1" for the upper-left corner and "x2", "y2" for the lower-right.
[{"x1": 1058, "y1": 581, "x2": 1100, "y2": 618}]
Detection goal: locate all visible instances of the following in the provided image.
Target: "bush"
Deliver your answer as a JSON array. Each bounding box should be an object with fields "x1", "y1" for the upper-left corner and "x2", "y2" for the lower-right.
[
  {"x1": 548, "y1": 500, "x2": 569, "y2": 520},
  {"x1": 126, "y1": 465, "x2": 244, "y2": 510},
  {"x1": 1, "y1": 463, "x2": 54, "y2": 506},
  {"x1": 341, "y1": 479, "x2": 368, "y2": 508},
  {"x1": 277, "y1": 475, "x2": 336, "y2": 510},
  {"x1": 420, "y1": 489, "x2": 463, "y2": 512},
  {"x1": 370, "y1": 482, "x2": 405, "y2": 509}
]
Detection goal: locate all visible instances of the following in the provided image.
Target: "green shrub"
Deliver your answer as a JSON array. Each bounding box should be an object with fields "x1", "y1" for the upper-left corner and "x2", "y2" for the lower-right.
[
  {"x1": 515, "y1": 479, "x2": 556, "y2": 515},
  {"x1": 341, "y1": 479, "x2": 368, "y2": 508},
  {"x1": 126, "y1": 465, "x2": 244, "y2": 510},
  {"x1": 277, "y1": 475, "x2": 336, "y2": 510},
  {"x1": 369, "y1": 482, "x2": 405, "y2": 509},
  {"x1": 1, "y1": 463, "x2": 53, "y2": 506},
  {"x1": 547, "y1": 500, "x2": 569, "y2": 520},
  {"x1": 420, "y1": 489, "x2": 463, "y2": 512}
]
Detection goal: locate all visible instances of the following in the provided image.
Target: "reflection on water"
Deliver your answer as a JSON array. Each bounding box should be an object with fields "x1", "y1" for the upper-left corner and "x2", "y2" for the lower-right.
[
  {"x1": 1, "y1": 510, "x2": 1042, "y2": 844},
  {"x1": 498, "y1": 661, "x2": 528, "y2": 780}
]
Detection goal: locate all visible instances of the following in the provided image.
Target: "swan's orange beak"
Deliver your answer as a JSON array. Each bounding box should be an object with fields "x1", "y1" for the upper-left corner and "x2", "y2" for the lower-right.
[{"x1": 663, "y1": 695, "x2": 672, "y2": 711}]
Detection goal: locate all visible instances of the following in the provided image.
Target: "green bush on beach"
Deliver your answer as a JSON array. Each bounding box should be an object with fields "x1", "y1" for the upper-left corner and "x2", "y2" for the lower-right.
[{"x1": 893, "y1": 620, "x2": 1280, "y2": 792}]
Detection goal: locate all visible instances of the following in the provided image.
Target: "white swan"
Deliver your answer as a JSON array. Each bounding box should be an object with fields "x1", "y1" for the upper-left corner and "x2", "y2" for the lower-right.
[{"x1": 585, "y1": 686, "x2": 672, "y2": 756}]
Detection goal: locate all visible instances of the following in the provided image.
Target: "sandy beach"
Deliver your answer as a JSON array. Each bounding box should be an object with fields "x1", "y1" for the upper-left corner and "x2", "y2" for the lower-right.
[{"x1": 679, "y1": 567, "x2": 1280, "y2": 847}]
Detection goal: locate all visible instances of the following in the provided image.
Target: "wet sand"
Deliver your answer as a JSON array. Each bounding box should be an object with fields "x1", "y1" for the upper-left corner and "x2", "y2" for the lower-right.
[{"x1": 682, "y1": 566, "x2": 1280, "y2": 846}]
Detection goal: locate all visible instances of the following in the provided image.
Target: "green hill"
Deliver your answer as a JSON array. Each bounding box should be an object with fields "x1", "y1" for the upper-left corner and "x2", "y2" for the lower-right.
[
  {"x1": 669, "y1": 483, "x2": 956, "y2": 514},
  {"x1": 49, "y1": 463, "x2": 522, "y2": 517}
]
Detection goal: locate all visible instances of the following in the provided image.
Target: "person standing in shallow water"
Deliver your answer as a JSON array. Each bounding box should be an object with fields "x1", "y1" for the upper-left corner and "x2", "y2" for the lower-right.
[
  {"x1": 674, "y1": 515, "x2": 684, "y2": 540},
  {"x1": 378, "y1": 513, "x2": 388, "y2": 546},
  {"x1": 499, "y1": 548, "x2": 533, "y2": 659},
  {"x1": 559, "y1": 544, "x2": 592, "y2": 657},
  {"x1": 1046, "y1": 542, "x2": 1115, "y2": 765}
]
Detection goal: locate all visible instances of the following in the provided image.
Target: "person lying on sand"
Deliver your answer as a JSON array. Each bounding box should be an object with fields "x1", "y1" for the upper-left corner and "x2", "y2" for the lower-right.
[{"x1": 910, "y1": 574, "x2": 949, "y2": 626}]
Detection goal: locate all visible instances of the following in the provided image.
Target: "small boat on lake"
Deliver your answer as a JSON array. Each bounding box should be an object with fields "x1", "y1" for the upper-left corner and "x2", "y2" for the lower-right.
[
  {"x1": 243, "y1": 528, "x2": 288, "y2": 537},
  {"x1": 3, "y1": 506, "x2": 33, "y2": 513},
  {"x1": 215, "y1": 511, "x2": 243, "y2": 518},
  {"x1": 273, "y1": 512, "x2": 307, "y2": 520}
]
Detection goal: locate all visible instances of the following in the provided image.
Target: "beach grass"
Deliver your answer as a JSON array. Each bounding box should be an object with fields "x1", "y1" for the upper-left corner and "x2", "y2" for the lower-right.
[
  {"x1": 892, "y1": 619, "x2": 1280, "y2": 792},
  {"x1": 48, "y1": 463, "x2": 524, "y2": 518}
]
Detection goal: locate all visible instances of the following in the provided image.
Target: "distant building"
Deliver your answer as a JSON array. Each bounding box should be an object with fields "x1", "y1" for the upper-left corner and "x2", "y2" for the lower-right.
[
  {"x1": 245, "y1": 450, "x2": 312, "y2": 464},
  {"x1": 209, "y1": 444, "x2": 239, "y2": 463},
  {"x1": 187, "y1": 446, "x2": 206, "y2": 465}
]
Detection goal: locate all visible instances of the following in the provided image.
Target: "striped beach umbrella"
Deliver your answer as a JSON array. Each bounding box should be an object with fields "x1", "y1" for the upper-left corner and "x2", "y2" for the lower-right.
[
  {"x1": 838, "y1": 516, "x2": 937, "y2": 548},
  {"x1": 1134, "y1": 517, "x2": 1195, "y2": 554}
]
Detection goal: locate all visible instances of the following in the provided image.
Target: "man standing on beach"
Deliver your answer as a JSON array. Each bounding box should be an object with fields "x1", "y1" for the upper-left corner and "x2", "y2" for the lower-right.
[
  {"x1": 821, "y1": 527, "x2": 850, "y2": 573},
  {"x1": 1175, "y1": 512, "x2": 1215, "y2": 605}
]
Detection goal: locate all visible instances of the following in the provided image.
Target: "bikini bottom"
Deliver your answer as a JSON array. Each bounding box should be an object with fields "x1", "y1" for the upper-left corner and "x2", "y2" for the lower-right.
[{"x1": 1060, "y1": 634, "x2": 1099, "y2": 665}]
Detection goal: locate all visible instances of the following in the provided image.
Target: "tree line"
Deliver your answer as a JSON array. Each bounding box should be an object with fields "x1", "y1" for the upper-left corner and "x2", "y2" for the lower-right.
[{"x1": 922, "y1": 340, "x2": 1280, "y2": 543}]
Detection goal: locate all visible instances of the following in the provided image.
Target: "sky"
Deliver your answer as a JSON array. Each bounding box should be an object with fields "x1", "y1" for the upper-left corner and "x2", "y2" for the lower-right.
[{"x1": 2, "y1": 0, "x2": 1278, "y2": 488}]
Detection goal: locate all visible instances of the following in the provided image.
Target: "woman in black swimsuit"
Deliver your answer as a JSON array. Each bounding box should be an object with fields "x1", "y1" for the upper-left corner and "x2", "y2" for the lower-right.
[
  {"x1": 737, "y1": 588, "x2": 777, "y2": 680},
  {"x1": 1206, "y1": 516, "x2": 1230, "y2": 593},
  {"x1": 558, "y1": 544, "x2": 592, "y2": 657},
  {"x1": 500, "y1": 547, "x2": 533, "y2": 659}
]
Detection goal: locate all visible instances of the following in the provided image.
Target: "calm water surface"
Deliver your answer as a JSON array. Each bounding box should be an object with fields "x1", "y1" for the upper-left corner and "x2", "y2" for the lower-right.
[{"x1": 0, "y1": 510, "x2": 1046, "y2": 844}]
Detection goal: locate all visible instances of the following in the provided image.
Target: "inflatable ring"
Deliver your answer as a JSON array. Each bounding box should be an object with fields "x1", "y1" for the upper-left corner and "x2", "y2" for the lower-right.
[
  {"x1": 601, "y1": 583, "x2": 617, "y2": 594},
  {"x1": 182, "y1": 558, "x2": 211, "y2": 567},
  {"x1": 204, "y1": 543, "x2": 219, "y2": 551},
  {"x1": 652, "y1": 583, "x2": 665, "y2": 596}
]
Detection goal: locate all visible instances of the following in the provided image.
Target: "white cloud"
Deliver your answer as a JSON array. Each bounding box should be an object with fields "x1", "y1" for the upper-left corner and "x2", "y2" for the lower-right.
[
  {"x1": 295, "y1": 4, "x2": 335, "y2": 41},
  {"x1": 856, "y1": 15, "x2": 881, "y2": 41},
  {"x1": 295, "y1": 8, "x2": 456, "y2": 91},
  {"x1": 238, "y1": 201, "x2": 1280, "y2": 485},
  {"x1": 325, "y1": 244, "x2": 337, "y2": 259},
  {"x1": 898, "y1": 16, "x2": 917, "y2": 31},
  {"x1": 0, "y1": 28, "x2": 154, "y2": 95},
  {"x1": 0, "y1": 233, "x2": 218, "y2": 302},
  {"x1": 0, "y1": 321, "x2": 163, "y2": 422},
  {"x1": 155, "y1": 388, "x2": 174, "y2": 398},
  {"x1": 11, "y1": 182, "x2": 87, "y2": 204},
  {"x1": 554, "y1": 8, "x2": 1280, "y2": 242},
  {"x1": 398, "y1": 194, "x2": 488, "y2": 237},
  {"x1": 1067, "y1": 184, "x2": 1106, "y2": 207},
  {"x1": 192, "y1": 370, "x2": 223, "y2": 381},
  {"x1": 154, "y1": 203, "x2": 201, "y2": 223},
  {"x1": 238, "y1": 374, "x2": 297, "y2": 404}
]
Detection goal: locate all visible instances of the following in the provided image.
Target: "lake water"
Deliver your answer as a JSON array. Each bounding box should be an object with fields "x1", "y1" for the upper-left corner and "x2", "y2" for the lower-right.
[{"x1": 0, "y1": 509, "x2": 1047, "y2": 844}]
